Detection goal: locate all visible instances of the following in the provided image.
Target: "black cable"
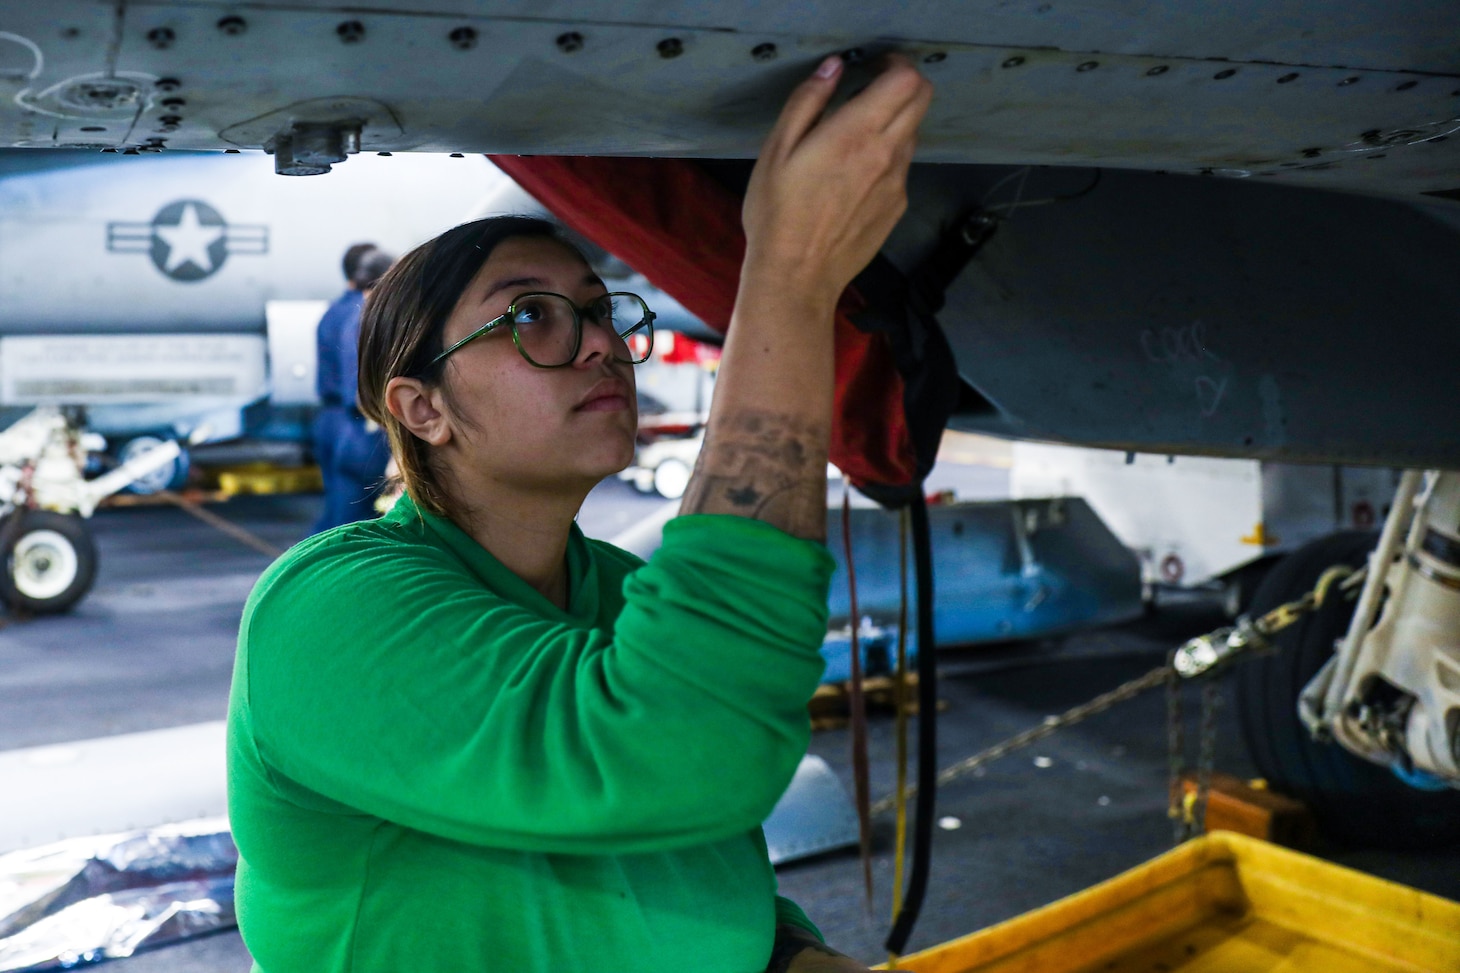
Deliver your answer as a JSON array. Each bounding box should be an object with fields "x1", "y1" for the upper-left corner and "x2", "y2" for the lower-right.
[
  {"x1": 1052, "y1": 167, "x2": 1102, "y2": 201},
  {"x1": 884, "y1": 489, "x2": 937, "y2": 956}
]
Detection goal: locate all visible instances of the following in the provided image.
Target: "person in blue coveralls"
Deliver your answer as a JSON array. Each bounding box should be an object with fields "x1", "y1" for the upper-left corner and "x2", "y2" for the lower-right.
[{"x1": 311, "y1": 244, "x2": 396, "y2": 533}]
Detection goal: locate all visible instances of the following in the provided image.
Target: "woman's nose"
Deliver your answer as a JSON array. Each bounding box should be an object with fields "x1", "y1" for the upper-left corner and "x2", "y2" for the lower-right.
[{"x1": 575, "y1": 313, "x2": 616, "y2": 364}]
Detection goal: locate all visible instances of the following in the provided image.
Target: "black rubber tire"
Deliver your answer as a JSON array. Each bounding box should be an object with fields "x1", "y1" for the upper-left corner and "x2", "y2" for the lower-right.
[
  {"x1": 0, "y1": 510, "x2": 98, "y2": 615},
  {"x1": 118, "y1": 434, "x2": 191, "y2": 495},
  {"x1": 1220, "y1": 555, "x2": 1280, "y2": 620},
  {"x1": 1236, "y1": 531, "x2": 1460, "y2": 849}
]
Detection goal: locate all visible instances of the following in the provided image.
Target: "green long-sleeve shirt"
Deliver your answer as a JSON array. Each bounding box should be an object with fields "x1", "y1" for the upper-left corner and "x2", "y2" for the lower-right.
[{"x1": 227, "y1": 493, "x2": 833, "y2": 972}]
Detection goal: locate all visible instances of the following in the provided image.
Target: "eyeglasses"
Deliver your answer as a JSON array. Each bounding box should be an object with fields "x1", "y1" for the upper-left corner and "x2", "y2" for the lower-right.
[{"x1": 429, "y1": 291, "x2": 655, "y2": 370}]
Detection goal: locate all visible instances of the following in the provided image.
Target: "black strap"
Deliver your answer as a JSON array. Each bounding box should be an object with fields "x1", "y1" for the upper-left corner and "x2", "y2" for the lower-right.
[{"x1": 885, "y1": 489, "x2": 938, "y2": 955}]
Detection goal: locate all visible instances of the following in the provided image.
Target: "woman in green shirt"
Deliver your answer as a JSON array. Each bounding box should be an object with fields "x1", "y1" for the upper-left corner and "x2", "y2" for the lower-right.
[{"x1": 227, "y1": 54, "x2": 932, "y2": 972}]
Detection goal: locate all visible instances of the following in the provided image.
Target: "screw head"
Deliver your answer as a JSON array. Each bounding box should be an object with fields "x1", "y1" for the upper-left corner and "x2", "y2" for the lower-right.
[
  {"x1": 217, "y1": 15, "x2": 246, "y2": 36},
  {"x1": 1213, "y1": 68, "x2": 1237, "y2": 79},
  {"x1": 1077, "y1": 60, "x2": 1099, "y2": 72},
  {"x1": 1277, "y1": 72, "x2": 1299, "y2": 84},
  {"x1": 449, "y1": 26, "x2": 478, "y2": 50},
  {"x1": 1338, "y1": 76, "x2": 1360, "y2": 86},
  {"x1": 1396, "y1": 80, "x2": 1418, "y2": 91},
  {"x1": 154, "y1": 77, "x2": 182, "y2": 93},
  {"x1": 751, "y1": 42, "x2": 777, "y2": 62},
  {"x1": 1002, "y1": 55, "x2": 1026, "y2": 69},
  {"x1": 1301, "y1": 147, "x2": 1322, "y2": 158},
  {"x1": 158, "y1": 114, "x2": 182, "y2": 126},
  {"x1": 337, "y1": 20, "x2": 365, "y2": 44},
  {"x1": 146, "y1": 27, "x2": 175, "y2": 50},
  {"x1": 657, "y1": 37, "x2": 684, "y2": 59},
  {"x1": 1146, "y1": 65, "x2": 1169, "y2": 76},
  {"x1": 842, "y1": 47, "x2": 865, "y2": 65},
  {"x1": 556, "y1": 31, "x2": 584, "y2": 53},
  {"x1": 160, "y1": 97, "x2": 186, "y2": 109},
  {"x1": 923, "y1": 52, "x2": 946, "y2": 64}
]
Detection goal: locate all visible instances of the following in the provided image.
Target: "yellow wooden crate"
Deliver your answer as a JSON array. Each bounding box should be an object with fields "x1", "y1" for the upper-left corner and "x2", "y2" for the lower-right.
[{"x1": 890, "y1": 831, "x2": 1460, "y2": 973}]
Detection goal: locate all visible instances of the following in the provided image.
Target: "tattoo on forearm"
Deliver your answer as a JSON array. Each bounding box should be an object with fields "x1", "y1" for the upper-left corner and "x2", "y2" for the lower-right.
[
  {"x1": 679, "y1": 410, "x2": 829, "y2": 541},
  {"x1": 764, "y1": 927, "x2": 843, "y2": 973}
]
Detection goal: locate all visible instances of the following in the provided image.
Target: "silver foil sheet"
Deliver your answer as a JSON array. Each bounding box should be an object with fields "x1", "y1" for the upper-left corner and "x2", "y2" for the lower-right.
[{"x1": 0, "y1": 819, "x2": 235, "y2": 970}]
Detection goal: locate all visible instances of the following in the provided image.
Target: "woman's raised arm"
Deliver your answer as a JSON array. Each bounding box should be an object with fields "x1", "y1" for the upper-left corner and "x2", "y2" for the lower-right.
[{"x1": 679, "y1": 54, "x2": 933, "y2": 541}]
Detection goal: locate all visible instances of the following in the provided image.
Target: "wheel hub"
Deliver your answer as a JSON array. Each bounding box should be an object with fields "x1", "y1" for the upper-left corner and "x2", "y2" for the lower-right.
[{"x1": 12, "y1": 529, "x2": 79, "y2": 601}]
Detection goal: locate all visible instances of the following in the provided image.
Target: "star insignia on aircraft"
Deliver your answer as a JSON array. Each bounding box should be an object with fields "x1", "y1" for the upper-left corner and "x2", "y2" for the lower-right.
[{"x1": 107, "y1": 200, "x2": 268, "y2": 282}]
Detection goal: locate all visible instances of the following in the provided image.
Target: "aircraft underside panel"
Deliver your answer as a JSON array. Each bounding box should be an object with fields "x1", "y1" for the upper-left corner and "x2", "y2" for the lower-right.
[
  {"x1": 0, "y1": 2, "x2": 1454, "y2": 203},
  {"x1": 899, "y1": 167, "x2": 1460, "y2": 469}
]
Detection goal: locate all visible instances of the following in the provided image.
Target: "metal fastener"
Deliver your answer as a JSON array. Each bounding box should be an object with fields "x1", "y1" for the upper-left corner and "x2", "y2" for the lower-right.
[
  {"x1": 154, "y1": 77, "x2": 182, "y2": 93},
  {"x1": 1213, "y1": 68, "x2": 1237, "y2": 79},
  {"x1": 1077, "y1": 60, "x2": 1099, "y2": 72},
  {"x1": 449, "y1": 26, "x2": 477, "y2": 50},
  {"x1": 337, "y1": 21, "x2": 365, "y2": 44},
  {"x1": 751, "y1": 42, "x2": 777, "y2": 62},
  {"x1": 1002, "y1": 55, "x2": 1025, "y2": 69},
  {"x1": 924, "y1": 52, "x2": 946, "y2": 64},
  {"x1": 1146, "y1": 65, "x2": 1169, "y2": 76},
  {"x1": 657, "y1": 37, "x2": 683, "y2": 59},
  {"x1": 216, "y1": 16, "x2": 246, "y2": 36},
  {"x1": 146, "y1": 27, "x2": 175, "y2": 50},
  {"x1": 556, "y1": 31, "x2": 583, "y2": 53}
]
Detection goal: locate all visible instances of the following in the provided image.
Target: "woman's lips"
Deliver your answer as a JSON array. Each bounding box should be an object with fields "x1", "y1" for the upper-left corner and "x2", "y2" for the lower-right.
[
  {"x1": 575, "y1": 378, "x2": 632, "y2": 412},
  {"x1": 576, "y1": 393, "x2": 630, "y2": 412}
]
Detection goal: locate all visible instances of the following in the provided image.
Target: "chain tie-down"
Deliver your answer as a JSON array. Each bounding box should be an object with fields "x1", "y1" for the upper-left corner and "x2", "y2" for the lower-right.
[{"x1": 871, "y1": 565, "x2": 1364, "y2": 840}]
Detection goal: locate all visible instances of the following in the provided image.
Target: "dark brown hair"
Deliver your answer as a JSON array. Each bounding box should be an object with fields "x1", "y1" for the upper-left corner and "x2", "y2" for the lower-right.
[{"x1": 356, "y1": 215, "x2": 565, "y2": 516}]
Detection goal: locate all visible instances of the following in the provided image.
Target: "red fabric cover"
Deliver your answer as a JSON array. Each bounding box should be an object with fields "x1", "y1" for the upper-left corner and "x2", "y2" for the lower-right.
[{"x1": 488, "y1": 155, "x2": 914, "y2": 488}]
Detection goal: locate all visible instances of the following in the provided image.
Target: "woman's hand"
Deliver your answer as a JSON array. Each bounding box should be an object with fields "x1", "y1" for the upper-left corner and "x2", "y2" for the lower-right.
[
  {"x1": 680, "y1": 54, "x2": 932, "y2": 540},
  {"x1": 741, "y1": 53, "x2": 934, "y2": 313},
  {"x1": 765, "y1": 925, "x2": 905, "y2": 973}
]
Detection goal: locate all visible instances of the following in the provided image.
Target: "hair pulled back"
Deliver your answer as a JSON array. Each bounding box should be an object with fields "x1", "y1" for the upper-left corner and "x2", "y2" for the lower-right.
[{"x1": 356, "y1": 215, "x2": 564, "y2": 516}]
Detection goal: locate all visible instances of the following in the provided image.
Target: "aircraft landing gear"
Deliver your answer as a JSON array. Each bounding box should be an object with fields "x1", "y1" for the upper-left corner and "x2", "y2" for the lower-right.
[
  {"x1": 0, "y1": 510, "x2": 98, "y2": 615},
  {"x1": 1235, "y1": 529, "x2": 1460, "y2": 848}
]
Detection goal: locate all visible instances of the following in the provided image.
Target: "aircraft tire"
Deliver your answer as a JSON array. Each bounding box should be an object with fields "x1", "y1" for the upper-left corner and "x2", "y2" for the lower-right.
[
  {"x1": 119, "y1": 435, "x2": 190, "y2": 495},
  {"x1": 0, "y1": 510, "x2": 98, "y2": 615},
  {"x1": 1235, "y1": 530, "x2": 1460, "y2": 849},
  {"x1": 652, "y1": 459, "x2": 691, "y2": 500}
]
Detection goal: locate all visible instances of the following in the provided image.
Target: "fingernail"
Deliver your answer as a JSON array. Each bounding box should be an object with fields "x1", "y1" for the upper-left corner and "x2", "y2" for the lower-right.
[{"x1": 816, "y1": 55, "x2": 843, "y2": 79}]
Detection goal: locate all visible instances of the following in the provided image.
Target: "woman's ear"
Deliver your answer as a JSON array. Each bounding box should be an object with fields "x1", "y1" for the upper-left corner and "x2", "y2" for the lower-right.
[{"x1": 385, "y1": 377, "x2": 453, "y2": 446}]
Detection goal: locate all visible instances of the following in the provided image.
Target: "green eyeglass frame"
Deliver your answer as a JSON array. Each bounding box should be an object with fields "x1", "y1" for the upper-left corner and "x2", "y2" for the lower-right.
[{"x1": 428, "y1": 291, "x2": 656, "y2": 370}]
